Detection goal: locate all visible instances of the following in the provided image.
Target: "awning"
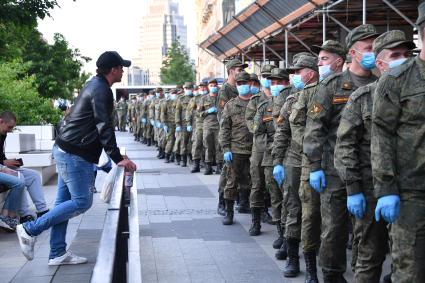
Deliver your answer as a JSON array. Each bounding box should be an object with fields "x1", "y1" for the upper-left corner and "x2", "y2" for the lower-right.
[{"x1": 199, "y1": 0, "x2": 329, "y2": 60}]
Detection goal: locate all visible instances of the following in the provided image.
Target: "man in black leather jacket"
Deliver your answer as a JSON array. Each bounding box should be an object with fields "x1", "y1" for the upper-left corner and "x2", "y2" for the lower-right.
[{"x1": 16, "y1": 51, "x2": 137, "y2": 265}]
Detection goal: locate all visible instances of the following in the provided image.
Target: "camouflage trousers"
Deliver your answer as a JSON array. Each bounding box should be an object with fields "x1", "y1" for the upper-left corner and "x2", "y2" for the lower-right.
[
  {"x1": 144, "y1": 123, "x2": 154, "y2": 140},
  {"x1": 318, "y1": 175, "x2": 349, "y2": 274},
  {"x1": 264, "y1": 166, "x2": 285, "y2": 225},
  {"x1": 249, "y1": 151, "x2": 266, "y2": 208},
  {"x1": 164, "y1": 125, "x2": 176, "y2": 154},
  {"x1": 224, "y1": 153, "x2": 251, "y2": 201},
  {"x1": 218, "y1": 163, "x2": 228, "y2": 194},
  {"x1": 284, "y1": 165, "x2": 302, "y2": 240},
  {"x1": 179, "y1": 130, "x2": 192, "y2": 155},
  {"x1": 118, "y1": 114, "x2": 126, "y2": 131},
  {"x1": 203, "y1": 127, "x2": 221, "y2": 163},
  {"x1": 173, "y1": 131, "x2": 182, "y2": 154},
  {"x1": 191, "y1": 124, "x2": 204, "y2": 160},
  {"x1": 352, "y1": 191, "x2": 388, "y2": 283},
  {"x1": 158, "y1": 128, "x2": 167, "y2": 148},
  {"x1": 390, "y1": 193, "x2": 425, "y2": 283},
  {"x1": 299, "y1": 179, "x2": 321, "y2": 252}
]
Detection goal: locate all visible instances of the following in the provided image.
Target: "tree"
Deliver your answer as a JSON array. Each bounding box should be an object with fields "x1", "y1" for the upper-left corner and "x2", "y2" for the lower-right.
[
  {"x1": 0, "y1": 61, "x2": 61, "y2": 125},
  {"x1": 160, "y1": 39, "x2": 195, "y2": 85}
]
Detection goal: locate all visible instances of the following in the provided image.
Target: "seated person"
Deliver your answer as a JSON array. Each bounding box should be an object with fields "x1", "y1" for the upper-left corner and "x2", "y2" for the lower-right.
[{"x1": 0, "y1": 165, "x2": 25, "y2": 231}]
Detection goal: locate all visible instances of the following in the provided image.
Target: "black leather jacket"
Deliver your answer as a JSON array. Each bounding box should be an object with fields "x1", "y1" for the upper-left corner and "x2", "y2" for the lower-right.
[{"x1": 56, "y1": 75, "x2": 123, "y2": 164}]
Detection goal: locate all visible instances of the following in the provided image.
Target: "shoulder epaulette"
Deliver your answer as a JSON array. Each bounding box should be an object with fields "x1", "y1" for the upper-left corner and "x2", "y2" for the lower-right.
[
  {"x1": 257, "y1": 100, "x2": 269, "y2": 110},
  {"x1": 350, "y1": 83, "x2": 373, "y2": 101},
  {"x1": 250, "y1": 93, "x2": 262, "y2": 101},
  {"x1": 304, "y1": 82, "x2": 318, "y2": 89},
  {"x1": 321, "y1": 72, "x2": 341, "y2": 85}
]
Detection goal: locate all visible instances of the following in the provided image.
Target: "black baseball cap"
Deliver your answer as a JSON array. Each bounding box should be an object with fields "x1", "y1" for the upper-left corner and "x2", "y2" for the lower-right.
[{"x1": 96, "y1": 51, "x2": 131, "y2": 69}]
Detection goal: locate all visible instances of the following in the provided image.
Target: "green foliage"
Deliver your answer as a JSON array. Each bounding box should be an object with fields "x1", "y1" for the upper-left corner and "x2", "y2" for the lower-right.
[
  {"x1": 0, "y1": 61, "x2": 61, "y2": 125},
  {"x1": 160, "y1": 39, "x2": 195, "y2": 85}
]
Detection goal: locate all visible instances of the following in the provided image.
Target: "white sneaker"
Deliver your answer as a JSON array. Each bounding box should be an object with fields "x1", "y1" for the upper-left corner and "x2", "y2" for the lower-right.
[
  {"x1": 0, "y1": 217, "x2": 14, "y2": 232},
  {"x1": 16, "y1": 224, "x2": 36, "y2": 260},
  {"x1": 48, "y1": 251, "x2": 88, "y2": 266}
]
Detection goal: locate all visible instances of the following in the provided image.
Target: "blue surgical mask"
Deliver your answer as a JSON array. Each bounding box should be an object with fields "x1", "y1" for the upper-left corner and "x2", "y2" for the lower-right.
[
  {"x1": 319, "y1": 65, "x2": 333, "y2": 81},
  {"x1": 270, "y1": 85, "x2": 284, "y2": 97},
  {"x1": 165, "y1": 93, "x2": 170, "y2": 99},
  {"x1": 388, "y1": 58, "x2": 407, "y2": 69},
  {"x1": 155, "y1": 93, "x2": 160, "y2": 98},
  {"x1": 358, "y1": 51, "x2": 376, "y2": 70},
  {"x1": 170, "y1": 94, "x2": 177, "y2": 100},
  {"x1": 260, "y1": 78, "x2": 271, "y2": 89},
  {"x1": 184, "y1": 90, "x2": 193, "y2": 96},
  {"x1": 250, "y1": 86, "x2": 260, "y2": 94},
  {"x1": 200, "y1": 90, "x2": 207, "y2": 95},
  {"x1": 209, "y1": 86, "x2": 218, "y2": 94},
  {"x1": 291, "y1": 75, "x2": 305, "y2": 90},
  {"x1": 193, "y1": 91, "x2": 199, "y2": 96},
  {"x1": 237, "y1": 84, "x2": 250, "y2": 96}
]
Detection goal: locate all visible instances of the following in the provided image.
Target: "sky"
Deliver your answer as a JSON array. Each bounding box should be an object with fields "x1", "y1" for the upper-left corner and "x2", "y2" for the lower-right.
[{"x1": 37, "y1": 0, "x2": 196, "y2": 73}]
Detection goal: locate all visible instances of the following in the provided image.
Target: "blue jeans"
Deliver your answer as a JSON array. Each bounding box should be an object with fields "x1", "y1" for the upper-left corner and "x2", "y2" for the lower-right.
[
  {"x1": 1, "y1": 171, "x2": 25, "y2": 212},
  {"x1": 24, "y1": 145, "x2": 95, "y2": 259}
]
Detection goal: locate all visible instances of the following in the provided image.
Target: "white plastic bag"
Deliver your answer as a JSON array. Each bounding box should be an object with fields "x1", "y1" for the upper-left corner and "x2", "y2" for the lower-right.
[
  {"x1": 100, "y1": 166, "x2": 118, "y2": 203},
  {"x1": 97, "y1": 149, "x2": 110, "y2": 168}
]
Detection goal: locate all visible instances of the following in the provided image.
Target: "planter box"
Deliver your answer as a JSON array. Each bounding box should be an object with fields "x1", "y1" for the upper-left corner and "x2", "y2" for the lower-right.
[
  {"x1": 16, "y1": 125, "x2": 56, "y2": 141},
  {"x1": 5, "y1": 133, "x2": 36, "y2": 153}
]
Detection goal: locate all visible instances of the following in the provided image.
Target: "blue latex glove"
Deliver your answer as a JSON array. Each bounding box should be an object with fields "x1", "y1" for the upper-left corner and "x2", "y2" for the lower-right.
[
  {"x1": 347, "y1": 193, "x2": 366, "y2": 219},
  {"x1": 223, "y1": 151, "x2": 233, "y2": 163},
  {"x1": 142, "y1": 118, "x2": 147, "y2": 124},
  {"x1": 207, "y1": 107, "x2": 217, "y2": 114},
  {"x1": 176, "y1": 126, "x2": 182, "y2": 132},
  {"x1": 150, "y1": 120, "x2": 154, "y2": 126},
  {"x1": 273, "y1": 165, "x2": 285, "y2": 187},
  {"x1": 156, "y1": 121, "x2": 161, "y2": 128},
  {"x1": 375, "y1": 195, "x2": 400, "y2": 223},
  {"x1": 163, "y1": 125, "x2": 168, "y2": 133},
  {"x1": 187, "y1": 125, "x2": 192, "y2": 132},
  {"x1": 309, "y1": 170, "x2": 326, "y2": 193}
]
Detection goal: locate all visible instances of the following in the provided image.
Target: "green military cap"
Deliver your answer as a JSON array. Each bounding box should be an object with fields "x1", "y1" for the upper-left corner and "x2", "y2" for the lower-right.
[
  {"x1": 175, "y1": 84, "x2": 183, "y2": 90},
  {"x1": 311, "y1": 40, "x2": 346, "y2": 59},
  {"x1": 155, "y1": 87, "x2": 163, "y2": 92},
  {"x1": 183, "y1": 82, "x2": 194, "y2": 89},
  {"x1": 198, "y1": 81, "x2": 207, "y2": 87},
  {"x1": 292, "y1": 52, "x2": 312, "y2": 65},
  {"x1": 235, "y1": 71, "x2": 250, "y2": 82},
  {"x1": 260, "y1": 64, "x2": 275, "y2": 77},
  {"x1": 373, "y1": 30, "x2": 416, "y2": 56},
  {"x1": 249, "y1": 73, "x2": 260, "y2": 82},
  {"x1": 208, "y1": 78, "x2": 218, "y2": 84},
  {"x1": 225, "y1": 58, "x2": 248, "y2": 70},
  {"x1": 288, "y1": 55, "x2": 318, "y2": 73},
  {"x1": 346, "y1": 24, "x2": 379, "y2": 49},
  {"x1": 268, "y1": 68, "x2": 289, "y2": 80},
  {"x1": 417, "y1": 2, "x2": 425, "y2": 25}
]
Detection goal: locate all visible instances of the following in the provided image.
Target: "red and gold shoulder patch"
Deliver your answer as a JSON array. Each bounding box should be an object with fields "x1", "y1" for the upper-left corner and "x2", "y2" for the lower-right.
[
  {"x1": 262, "y1": 116, "x2": 273, "y2": 122},
  {"x1": 219, "y1": 100, "x2": 226, "y2": 108},
  {"x1": 332, "y1": 96, "x2": 349, "y2": 104},
  {"x1": 277, "y1": 115, "x2": 285, "y2": 124},
  {"x1": 308, "y1": 102, "x2": 323, "y2": 116}
]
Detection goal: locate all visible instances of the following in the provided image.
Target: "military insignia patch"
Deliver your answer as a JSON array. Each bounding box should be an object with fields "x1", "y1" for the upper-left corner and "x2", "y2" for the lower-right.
[
  {"x1": 342, "y1": 82, "x2": 352, "y2": 90},
  {"x1": 309, "y1": 103, "x2": 323, "y2": 116},
  {"x1": 277, "y1": 116, "x2": 285, "y2": 124},
  {"x1": 219, "y1": 100, "x2": 226, "y2": 108},
  {"x1": 262, "y1": 116, "x2": 273, "y2": 122},
  {"x1": 332, "y1": 96, "x2": 349, "y2": 104}
]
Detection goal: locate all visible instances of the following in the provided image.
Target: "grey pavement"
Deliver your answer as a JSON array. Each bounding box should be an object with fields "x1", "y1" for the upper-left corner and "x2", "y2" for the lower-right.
[{"x1": 0, "y1": 131, "x2": 391, "y2": 283}]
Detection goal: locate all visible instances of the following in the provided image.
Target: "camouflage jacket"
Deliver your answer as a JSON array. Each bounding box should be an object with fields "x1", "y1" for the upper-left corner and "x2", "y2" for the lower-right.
[
  {"x1": 160, "y1": 99, "x2": 177, "y2": 126},
  {"x1": 303, "y1": 70, "x2": 376, "y2": 176},
  {"x1": 246, "y1": 92, "x2": 269, "y2": 153},
  {"x1": 186, "y1": 95, "x2": 204, "y2": 128},
  {"x1": 116, "y1": 100, "x2": 128, "y2": 114},
  {"x1": 219, "y1": 96, "x2": 253, "y2": 155},
  {"x1": 371, "y1": 57, "x2": 425, "y2": 197},
  {"x1": 199, "y1": 94, "x2": 219, "y2": 130},
  {"x1": 217, "y1": 82, "x2": 238, "y2": 120},
  {"x1": 175, "y1": 95, "x2": 193, "y2": 128}
]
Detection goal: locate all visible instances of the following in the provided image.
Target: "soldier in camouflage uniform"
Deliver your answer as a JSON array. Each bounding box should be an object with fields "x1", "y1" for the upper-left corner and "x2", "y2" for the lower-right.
[
  {"x1": 143, "y1": 91, "x2": 155, "y2": 146},
  {"x1": 173, "y1": 85, "x2": 184, "y2": 165},
  {"x1": 335, "y1": 30, "x2": 414, "y2": 283},
  {"x1": 153, "y1": 88, "x2": 165, "y2": 158},
  {"x1": 272, "y1": 55, "x2": 319, "y2": 278},
  {"x1": 161, "y1": 89, "x2": 178, "y2": 163},
  {"x1": 127, "y1": 96, "x2": 137, "y2": 136},
  {"x1": 112, "y1": 100, "x2": 118, "y2": 131},
  {"x1": 135, "y1": 94, "x2": 143, "y2": 142},
  {"x1": 175, "y1": 82, "x2": 194, "y2": 167},
  {"x1": 371, "y1": 9, "x2": 425, "y2": 281},
  {"x1": 219, "y1": 71, "x2": 253, "y2": 226},
  {"x1": 187, "y1": 82, "x2": 206, "y2": 173},
  {"x1": 116, "y1": 97, "x2": 128, "y2": 131},
  {"x1": 303, "y1": 24, "x2": 378, "y2": 282}
]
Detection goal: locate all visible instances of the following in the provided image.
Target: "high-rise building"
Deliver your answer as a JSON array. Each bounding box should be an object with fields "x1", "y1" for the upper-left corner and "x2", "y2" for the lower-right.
[{"x1": 133, "y1": 0, "x2": 188, "y2": 85}]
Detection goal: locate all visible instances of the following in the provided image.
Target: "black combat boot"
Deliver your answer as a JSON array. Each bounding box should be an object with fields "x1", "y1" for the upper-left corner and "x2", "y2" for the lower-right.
[
  {"x1": 323, "y1": 271, "x2": 347, "y2": 283},
  {"x1": 158, "y1": 148, "x2": 165, "y2": 159},
  {"x1": 217, "y1": 192, "x2": 226, "y2": 216},
  {"x1": 237, "y1": 190, "x2": 250, "y2": 214},
  {"x1": 190, "y1": 159, "x2": 200, "y2": 173},
  {"x1": 275, "y1": 237, "x2": 288, "y2": 260},
  {"x1": 156, "y1": 147, "x2": 161, "y2": 158},
  {"x1": 304, "y1": 250, "x2": 319, "y2": 283},
  {"x1": 147, "y1": 138, "x2": 152, "y2": 146},
  {"x1": 383, "y1": 273, "x2": 392, "y2": 283},
  {"x1": 261, "y1": 208, "x2": 273, "y2": 224},
  {"x1": 215, "y1": 162, "x2": 222, "y2": 174},
  {"x1": 170, "y1": 153, "x2": 175, "y2": 163},
  {"x1": 175, "y1": 154, "x2": 181, "y2": 165},
  {"x1": 164, "y1": 153, "x2": 171, "y2": 163},
  {"x1": 204, "y1": 163, "x2": 213, "y2": 175},
  {"x1": 222, "y1": 199, "x2": 234, "y2": 225},
  {"x1": 273, "y1": 222, "x2": 284, "y2": 249},
  {"x1": 283, "y1": 238, "x2": 300, "y2": 278},
  {"x1": 248, "y1": 208, "x2": 262, "y2": 236},
  {"x1": 181, "y1": 154, "x2": 187, "y2": 167}
]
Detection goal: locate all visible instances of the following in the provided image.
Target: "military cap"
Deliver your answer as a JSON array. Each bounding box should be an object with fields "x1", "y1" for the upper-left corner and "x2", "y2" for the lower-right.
[
  {"x1": 288, "y1": 55, "x2": 318, "y2": 73},
  {"x1": 292, "y1": 52, "x2": 312, "y2": 65},
  {"x1": 260, "y1": 64, "x2": 275, "y2": 77},
  {"x1": 235, "y1": 71, "x2": 250, "y2": 82},
  {"x1": 208, "y1": 78, "x2": 218, "y2": 84},
  {"x1": 170, "y1": 88, "x2": 178, "y2": 94},
  {"x1": 372, "y1": 30, "x2": 416, "y2": 56},
  {"x1": 198, "y1": 81, "x2": 207, "y2": 87},
  {"x1": 175, "y1": 84, "x2": 183, "y2": 90},
  {"x1": 346, "y1": 24, "x2": 379, "y2": 49},
  {"x1": 183, "y1": 82, "x2": 194, "y2": 89},
  {"x1": 417, "y1": 2, "x2": 425, "y2": 25},
  {"x1": 268, "y1": 68, "x2": 289, "y2": 80},
  {"x1": 155, "y1": 87, "x2": 163, "y2": 92},
  {"x1": 311, "y1": 40, "x2": 346, "y2": 59},
  {"x1": 249, "y1": 73, "x2": 260, "y2": 82},
  {"x1": 225, "y1": 58, "x2": 248, "y2": 70}
]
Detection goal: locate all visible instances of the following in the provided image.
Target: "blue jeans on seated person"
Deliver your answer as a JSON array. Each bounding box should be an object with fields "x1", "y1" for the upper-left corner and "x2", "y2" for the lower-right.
[
  {"x1": 1, "y1": 172, "x2": 25, "y2": 212},
  {"x1": 24, "y1": 145, "x2": 95, "y2": 259}
]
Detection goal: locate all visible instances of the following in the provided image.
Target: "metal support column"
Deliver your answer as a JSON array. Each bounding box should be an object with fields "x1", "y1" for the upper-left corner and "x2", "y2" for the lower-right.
[
  {"x1": 363, "y1": 0, "x2": 366, "y2": 24},
  {"x1": 285, "y1": 29, "x2": 288, "y2": 68},
  {"x1": 262, "y1": 40, "x2": 266, "y2": 63},
  {"x1": 323, "y1": 7, "x2": 326, "y2": 43},
  {"x1": 382, "y1": 0, "x2": 417, "y2": 29},
  {"x1": 327, "y1": 14, "x2": 351, "y2": 32}
]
